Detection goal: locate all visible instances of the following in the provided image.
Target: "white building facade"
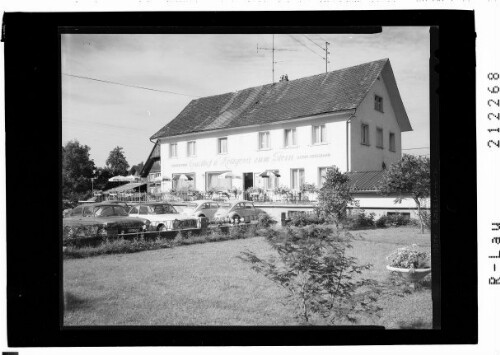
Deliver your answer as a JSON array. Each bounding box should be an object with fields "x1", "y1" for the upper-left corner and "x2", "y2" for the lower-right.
[{"x1": 151, "y1": 59, "x2": 413, "y2": 196}]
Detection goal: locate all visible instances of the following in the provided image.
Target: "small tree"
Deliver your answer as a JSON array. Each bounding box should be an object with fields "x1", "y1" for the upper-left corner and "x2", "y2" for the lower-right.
[
  {"x1": 129, "y1": 161, "x2": 144, "y2": 176},
  {"x1": 239, "y1": 225, "x2": 382, "y2": 324},
  {"x1": 106, "y1": 146, "x2": 130, "y2": 176},
  {"x1": 62, "y1": 140, "x2": 96, "y2": 203},
  {"x1": 317, "y1": 166, "x2": 356, "y2": 228},
  {"x1": 378, "y1": 154, "x2": 430, "y2": 233}
]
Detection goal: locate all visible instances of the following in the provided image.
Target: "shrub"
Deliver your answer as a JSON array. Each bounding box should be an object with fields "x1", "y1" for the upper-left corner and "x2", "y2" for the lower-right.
[
  {"x1": 289, "y1": 212, "x2": 326, "y2": 227},
  {"x1": 386, "y1": 214, "x2": 411, "y2": 226},
  {"x1": 344, "y1": 212, "x2": 375, "y2": 230},
  {"x1": 239, "y1": 225, "x2": 383, "y2": 324},
  {"x1": 256, "y1": 212, "x2": 277, "y2": 229},
  {"x1": 375, "y1": 215, "x2": 388, "y2": 228}
]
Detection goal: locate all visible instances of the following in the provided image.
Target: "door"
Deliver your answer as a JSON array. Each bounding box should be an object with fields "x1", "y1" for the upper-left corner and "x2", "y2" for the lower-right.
[{"x1": 243, "y1": 172, "x2": 253, "y2": 199}]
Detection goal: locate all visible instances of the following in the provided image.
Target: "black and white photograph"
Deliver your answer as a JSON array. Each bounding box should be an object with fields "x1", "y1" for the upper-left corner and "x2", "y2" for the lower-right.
[{"x1": 61, "y1": 28, "x2": 434, "y2": 328}]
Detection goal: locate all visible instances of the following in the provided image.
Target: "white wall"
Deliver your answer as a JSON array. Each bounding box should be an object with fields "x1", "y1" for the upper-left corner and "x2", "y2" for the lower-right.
[
  {"x1": 350, "y1": 76, "x2": 402, "y2": 172},
  {"x1": 159, "y1": 112, "x2": 350, "y2": 192}
]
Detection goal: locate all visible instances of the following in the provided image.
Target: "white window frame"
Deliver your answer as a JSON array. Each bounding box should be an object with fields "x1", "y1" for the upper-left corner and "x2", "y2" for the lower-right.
[
  {"x1": 218, "y1": 137, "x2": 228, "y2": 154},
  {"x1": 361, "y1": 123, "x2": 370, "y2": 146},
  {"x1": 284, "y1": 128, "x2": 297, "y2": 147},
  {"x1": 290, "y1": 168, "x2": 305, "y2": 190},
  {"x1": 187, "y1": 141, "x2": 196, "y2": 157},
  {"x1": 389, "y1": 132, "x2": 396, "y2": 152},
  {"x1": 312, "y1": 124, "x2": 326, "y2": 144},
  {"x1": 258, "y1": 131, "x2": 270, "y2": 150},
  {"x1": 318, "y1": 167, "x2": 331, "y2": 188},
  {"x1": 169, "y1": 143, "x2": 177, "y2": 158},
  {"x1": 376, "y1": 127, "x2": 384, "y2": 149}
]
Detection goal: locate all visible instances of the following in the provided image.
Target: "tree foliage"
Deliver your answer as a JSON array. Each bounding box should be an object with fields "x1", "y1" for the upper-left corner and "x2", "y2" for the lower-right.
[
  {"x1": 62, "y1": 140, "x2": 95, "y2": 202},
  {"x1": 106, "y1": 146, "x2": 129, "y2": 176},
  {"x1": 129, "y1": 161, "x2": 144, "y2": 176},
  {"x1": 317, "y1": 166, "x2": 356, "y2": 228},
  {"x1": 239, "y1": 225, "x2": 383, "y2": 324},
  {"x1": 378, "y1": 154, "x2": 431, "y2": 233}
]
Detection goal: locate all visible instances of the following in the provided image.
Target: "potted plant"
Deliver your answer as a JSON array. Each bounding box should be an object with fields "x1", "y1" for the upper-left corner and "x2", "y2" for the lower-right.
[{"x1": 386, "y1": 244, "x2": 431, "y2": 282}]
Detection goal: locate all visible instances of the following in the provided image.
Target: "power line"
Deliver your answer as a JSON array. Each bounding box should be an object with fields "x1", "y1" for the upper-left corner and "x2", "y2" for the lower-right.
[
  {"x1": 303, "y1": 34, "x2": 325, "y2": 51},
  {"x1": 288, "y1": 35, "x2": 325, "y2": 60},
  {"x1": 63, "y1": 73, "x2": 201, "y2": 98}
]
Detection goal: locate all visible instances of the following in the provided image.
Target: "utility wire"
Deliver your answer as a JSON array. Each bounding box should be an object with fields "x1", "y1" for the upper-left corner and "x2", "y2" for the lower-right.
[
  {"x1": 303, "y1": 34, "x2": 325, "y2": 51},
  {"x1": 63, "y1": 73, "x2": 201, "y2": 98},
  {"x1": 288, "y1": 35, "x2": 325, "y2": 59}
]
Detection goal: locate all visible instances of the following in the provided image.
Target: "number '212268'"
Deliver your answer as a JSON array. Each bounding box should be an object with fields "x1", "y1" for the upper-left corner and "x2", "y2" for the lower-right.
[{"x1": 488, "y1": 72, "x2": 500, "y2": 148}]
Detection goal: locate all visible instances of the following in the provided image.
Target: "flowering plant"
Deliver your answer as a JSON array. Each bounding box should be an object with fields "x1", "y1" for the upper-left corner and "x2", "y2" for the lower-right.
[
  {"x1": 273, "y1": 185, "x2": 291, "y2": 195},
  {"x1": 386, "y1": 244, "x2": 430, "y2": 269},
  {"x1": 300, "y1": 183, "x2": 317, "y2": 193}
]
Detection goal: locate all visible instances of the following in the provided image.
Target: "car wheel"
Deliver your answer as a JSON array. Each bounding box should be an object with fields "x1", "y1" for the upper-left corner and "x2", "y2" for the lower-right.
[{"x1": 199, "y1": 214, "x2": 205, "y2": 218}]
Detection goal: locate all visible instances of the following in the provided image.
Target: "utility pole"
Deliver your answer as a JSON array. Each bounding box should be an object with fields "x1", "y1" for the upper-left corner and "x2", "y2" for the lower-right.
[
  {"x1": 257, "y1": 34, "x2": 296, "y2": 83},
  {"x1": 325, "y1": 41, "x2": 331, "y2": 73}
]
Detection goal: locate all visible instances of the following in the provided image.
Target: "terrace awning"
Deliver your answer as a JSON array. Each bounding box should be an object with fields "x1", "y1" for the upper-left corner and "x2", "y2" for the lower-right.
[{"x1": 105, "y1": 182, "x2": 147, "y2": 193}]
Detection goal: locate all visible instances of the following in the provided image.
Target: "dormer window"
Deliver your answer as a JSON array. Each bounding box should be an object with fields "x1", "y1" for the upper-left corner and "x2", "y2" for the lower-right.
[{"x1": 375, "y1": 95, "x2": 384, "y2": 112}]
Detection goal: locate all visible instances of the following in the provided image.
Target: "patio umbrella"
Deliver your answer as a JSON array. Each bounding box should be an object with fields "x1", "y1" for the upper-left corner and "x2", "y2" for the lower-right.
[
  {"x1": 124, "y1": 175, "x2": 139, "y2": 182},
  {"x1": 178, "y1": 174, "x2": 192, "y2": 181},
  {"x1": 108, "y1": 175, "x2": 127, "y2": 182},
  {"x1": 218, "y1": 172, "x2": 241, "y2": 179},
  {"x1": 259, "y1": 170, "x2": 281, "y2": 178}
]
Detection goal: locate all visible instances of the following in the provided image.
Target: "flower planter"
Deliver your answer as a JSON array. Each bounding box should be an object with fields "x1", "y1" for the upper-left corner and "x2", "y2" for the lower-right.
[{"x1": 386, "y1": 265, "x2": 431, "y2": 282}]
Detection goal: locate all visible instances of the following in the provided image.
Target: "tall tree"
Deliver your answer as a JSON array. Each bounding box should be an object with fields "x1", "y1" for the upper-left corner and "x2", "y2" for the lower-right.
[
  {"x1": 93, "y1": 166, "x2": 114, "y2": 191},
  {"x1": 378, "y1": 154, "x2": 431, "y2": 233},
  {"x1": 62, "y1": 140, "x2": 96, "y2": 202},
  {"x1": 106, "y1": 146, "x2": 129, "y2": 176},
  {"x1": 317, "y1": 166, "x2": 356, "y2": 228},
  {"x1": 129, "y1": 161, "x2": 144, "y2": 176}
]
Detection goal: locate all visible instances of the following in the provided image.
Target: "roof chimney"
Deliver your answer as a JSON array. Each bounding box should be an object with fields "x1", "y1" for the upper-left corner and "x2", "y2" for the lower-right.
[{"x1": 279, "y1": 74, "x2": 289, "y2": 82}]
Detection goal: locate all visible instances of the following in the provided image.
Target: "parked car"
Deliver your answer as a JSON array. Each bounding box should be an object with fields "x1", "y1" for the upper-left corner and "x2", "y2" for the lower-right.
[
  {"x1": 213, "y1": 200, "x2": 260, "y2": 224},
  {"x1": 128, "y1": 202, "x2": 202, "y2": 232},
  {"x1": 181, "y1": 200, "x2": 221, "y2": 222},
  {"x1": 63, "y1": 202, "x2": 150, "y2": 237}
]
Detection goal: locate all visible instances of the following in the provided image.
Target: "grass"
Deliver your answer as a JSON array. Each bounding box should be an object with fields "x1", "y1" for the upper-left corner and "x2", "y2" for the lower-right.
[{"x1": 63, "y1": 226, "x2": 432, "y2": 328}]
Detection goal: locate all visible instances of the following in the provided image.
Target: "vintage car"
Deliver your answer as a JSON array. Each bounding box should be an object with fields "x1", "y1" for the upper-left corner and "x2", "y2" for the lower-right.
[
  {"x1": 213, "y1": 200, "x2": 260, "y2": 224},
  {"x1": 63, "y1": 202, "x2": 150, "y2": 237},
  {"x1": 128, "y1": 202, "x2": 202, "y2": 232},
  {"x1": 181, "y1": 200, "x2": 221, "y2": 222}
]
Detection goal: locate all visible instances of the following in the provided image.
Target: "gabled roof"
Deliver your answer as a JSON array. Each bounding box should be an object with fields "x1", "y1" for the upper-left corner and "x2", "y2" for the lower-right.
[
  {"x1": 151, "y1": 58, "x2": 411, "y2": 139},
  {"x1": 346, "y1": 170, "x2": 385, "y2": 192}
]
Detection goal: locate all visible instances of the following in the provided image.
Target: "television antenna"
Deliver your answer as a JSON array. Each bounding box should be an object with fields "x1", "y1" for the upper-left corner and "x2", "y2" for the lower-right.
[{"x1": 257, "y1": 34, "x2": 297, "y2": 83}]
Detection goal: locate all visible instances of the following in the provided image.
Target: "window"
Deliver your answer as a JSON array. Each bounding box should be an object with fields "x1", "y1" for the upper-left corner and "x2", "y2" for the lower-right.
[
  {"x1": 206, "y1": 172, "x2": 232, "y2": 191},
  {"x1": 129, "y1": 207, "x2": 139, "y2": 214},
  {"x1": 70, "y1": 206, "x2": 83, "y2": 217},
  {"x1": 284, "y1": 128, "x2": 297, "y2": 147},
  {"x1": 376, "y1": 127, "x2": 383, "y2": 148},
  {"x1": 218, "y1": 137, "x2": 228, "y2": 154},
  {"x1": 254, "y1": 171, "x2": 279, "y2": 190},
  {"x1": 258, "y1": 131, "x2": 270, "y2": 150},
  {"x1": 83, "y1": 206, "x2": 93, "y2": 217},
  {"x1": 389, "y1": 132, "x2": 396, "y2": 152},
  {"x1": 139, "y1": 206, "x2": 149, "y2": 215},
  {"x1": 318, "y1": 167, "x2": 331, "y2": 188},
  {"x1": 361, "y1": 123, "x2": 370, "y2": 145},
  {"x1": 291, "y1": 168, "x2": 305, "y2": 190},
  {"x1": 169, "y1": 143, "x2": 177, "y2": 158},
  {"x1": 312, "y1": 124, "x2": 326, "y2": 144},
  {"x1": 187, "y1": 141, "x2": 196, "y2": 157},
  {"x1": 375, "y1": 95, "x2": 384, "y2": 112}
]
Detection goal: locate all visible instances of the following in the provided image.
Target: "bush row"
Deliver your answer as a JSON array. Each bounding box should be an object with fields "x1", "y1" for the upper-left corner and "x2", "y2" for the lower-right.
[
  {"x1": 288, "y1": 211, "x2": 421, "y2": 230},
  {"x1": 64, "y1": 214, "x2": 277, "y2": 258}
]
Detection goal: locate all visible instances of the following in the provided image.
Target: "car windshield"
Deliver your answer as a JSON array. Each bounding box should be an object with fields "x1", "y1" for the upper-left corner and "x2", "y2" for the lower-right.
[
  {"x1": 94, "y1": 205, "x2": 128, "y2": 217},
  {"x1": 150, "y1": 204, "x2": 177, "y2": 214},
  {"x1": 220, "y1": 203, "x2": 232, "y2": 208}
]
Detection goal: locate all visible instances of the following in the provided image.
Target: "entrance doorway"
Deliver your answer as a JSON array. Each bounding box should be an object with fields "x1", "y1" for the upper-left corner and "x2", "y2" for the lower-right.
[{"x1": 243, "y1": 172, "x2": 253, "y2": 200}]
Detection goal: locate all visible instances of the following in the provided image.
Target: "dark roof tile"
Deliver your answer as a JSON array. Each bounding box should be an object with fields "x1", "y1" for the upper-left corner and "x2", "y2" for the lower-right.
[{"x1": 152, "y1": 58, "x2": 390, "y2": 139}]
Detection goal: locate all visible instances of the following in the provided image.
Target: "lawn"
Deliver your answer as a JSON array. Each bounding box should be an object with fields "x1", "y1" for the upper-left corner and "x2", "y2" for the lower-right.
[{"x1": 63, "y1": 226, "x2": 433, "y2": 327}]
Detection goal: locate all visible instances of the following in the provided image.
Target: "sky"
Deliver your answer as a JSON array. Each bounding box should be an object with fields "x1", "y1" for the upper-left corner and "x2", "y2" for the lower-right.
[{"x1": 61, "y1": 28, "x2": 430, "y2": 168}]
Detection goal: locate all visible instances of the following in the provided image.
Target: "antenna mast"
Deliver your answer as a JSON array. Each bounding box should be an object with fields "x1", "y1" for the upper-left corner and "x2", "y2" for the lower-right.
[{"x1": 257, "y1": 35, "x2": 296, "y2": 83}]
